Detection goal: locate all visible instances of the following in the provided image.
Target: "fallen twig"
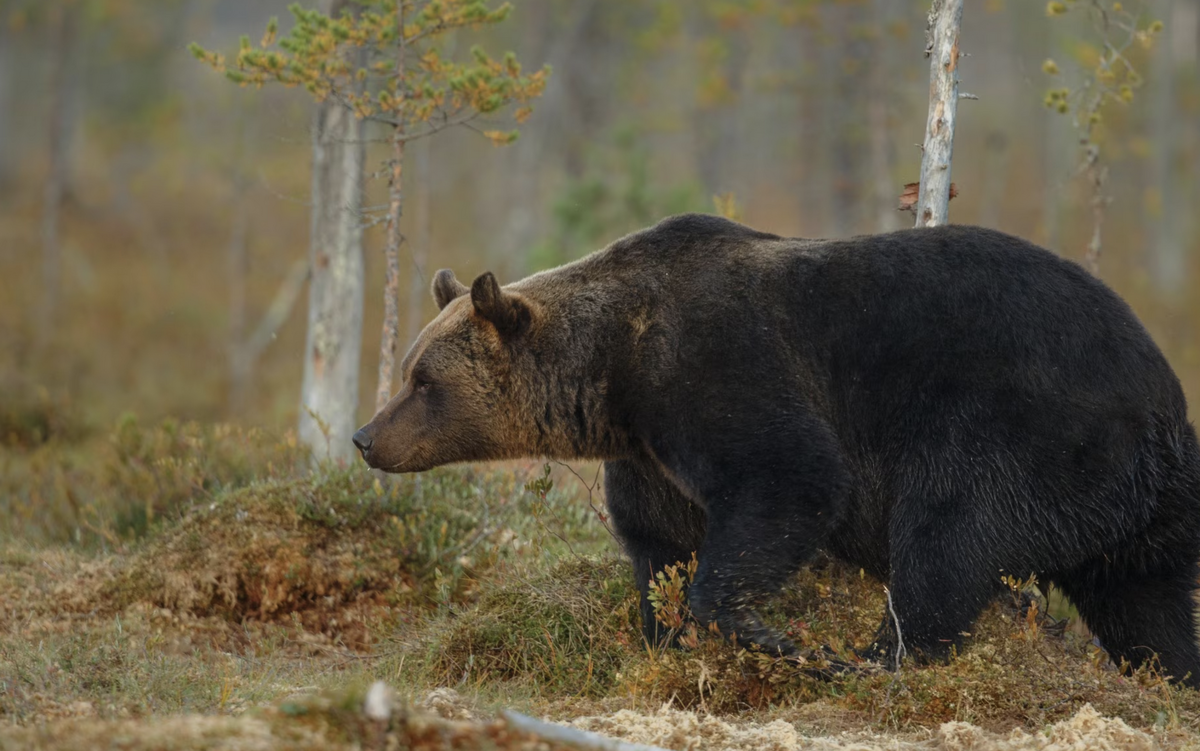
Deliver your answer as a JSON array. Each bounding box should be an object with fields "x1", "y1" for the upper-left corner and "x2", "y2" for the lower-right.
[{"x1": 501, "y1": 711, "x2": 672, "y2": 751}]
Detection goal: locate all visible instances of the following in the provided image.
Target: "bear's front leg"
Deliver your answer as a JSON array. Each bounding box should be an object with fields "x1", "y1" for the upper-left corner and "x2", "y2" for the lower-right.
[
  {"x1": 604, "y1": 458, "x2": 708, "y2": 648},
  {"x1": 668, "y1": 422, "x2": 849, "y2": 658}
]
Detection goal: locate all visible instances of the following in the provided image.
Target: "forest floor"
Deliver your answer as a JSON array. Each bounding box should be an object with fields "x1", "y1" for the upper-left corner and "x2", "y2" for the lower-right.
[{"x1": 2, "y1": 413, "x2": 1200, "y2": 750}]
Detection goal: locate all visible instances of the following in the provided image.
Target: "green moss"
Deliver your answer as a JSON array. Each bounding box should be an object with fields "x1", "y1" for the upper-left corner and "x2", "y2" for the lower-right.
[{"x1": 426, "y1": 556, "x2": 639, "y2": 696}]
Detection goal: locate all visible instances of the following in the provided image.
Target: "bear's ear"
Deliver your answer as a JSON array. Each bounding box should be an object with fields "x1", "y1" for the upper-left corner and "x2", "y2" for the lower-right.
[
  {"x1": 432, "y1": 269, "x2": 469, "y2": 310},
  {"x1": 470, "y1": 272, "x2": 532, "y2": 337}
]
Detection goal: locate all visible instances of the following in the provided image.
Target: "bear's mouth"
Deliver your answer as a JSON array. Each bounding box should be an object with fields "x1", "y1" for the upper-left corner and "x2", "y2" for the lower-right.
[{"x1": 354, "y1": 444, "x2": 431, "y2": 474}]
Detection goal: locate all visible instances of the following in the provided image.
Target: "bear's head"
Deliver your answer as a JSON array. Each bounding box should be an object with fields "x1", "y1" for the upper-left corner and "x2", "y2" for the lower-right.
[{"x1": 352, "y1": 268, "x2": 546, "y2": 473}]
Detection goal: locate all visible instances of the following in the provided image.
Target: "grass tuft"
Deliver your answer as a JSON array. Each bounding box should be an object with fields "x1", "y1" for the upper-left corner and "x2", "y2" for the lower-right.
[{"x1": 426, "y1": 556, "x2": 640, "y2": 697}]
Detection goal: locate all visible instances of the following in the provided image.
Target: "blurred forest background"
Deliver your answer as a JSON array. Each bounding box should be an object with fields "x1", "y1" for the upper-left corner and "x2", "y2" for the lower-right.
[
  {"x1": 6, "y1": 3, "x2": 1200, "y2": 741},
  {"x1": 1, "y1": 0, "x2": 1198, "y2": 446}
]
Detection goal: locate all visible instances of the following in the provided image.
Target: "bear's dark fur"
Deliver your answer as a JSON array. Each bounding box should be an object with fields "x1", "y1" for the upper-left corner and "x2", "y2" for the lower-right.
[{"x1": 355, "y1": 214, "x2": 1200, "y2": 687}]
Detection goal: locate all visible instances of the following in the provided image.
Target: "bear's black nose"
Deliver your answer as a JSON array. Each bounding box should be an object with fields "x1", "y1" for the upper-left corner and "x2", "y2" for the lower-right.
[{"x1": 352, "y1": 428, "x2": 373, "y2": 453}]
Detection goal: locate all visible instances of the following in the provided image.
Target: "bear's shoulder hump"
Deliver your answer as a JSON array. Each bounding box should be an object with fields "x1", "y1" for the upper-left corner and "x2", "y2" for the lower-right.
[{"x1": 646, "y1": 213, "x2": 781, "y2": 243}]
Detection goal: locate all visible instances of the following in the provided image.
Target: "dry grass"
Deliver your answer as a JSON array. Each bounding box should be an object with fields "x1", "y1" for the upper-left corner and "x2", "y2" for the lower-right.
[
  {"x1": 0, "y1": 684, "x2": 1183, "y2": 751},
  {"x1": 0, "y1": 457, "x2": 612, "y2": 728},
  {"x1": 2, "y1": 417, "x2": 1200, "y2": 748},
  {"x1": 414, "y1": 553, "x2": 1200, "y2": 741},
  {"x1": 424, "y1": 556, "x2": 641, "y2": 697},
  {"x1": 0, "y1": 415, "x2": 310, "y2": 544},
  {"x1": 0, "y1": 688, "x2": 583, "y2": 751}
]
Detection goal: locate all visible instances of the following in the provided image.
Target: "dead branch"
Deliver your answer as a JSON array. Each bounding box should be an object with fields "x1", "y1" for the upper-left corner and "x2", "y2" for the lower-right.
[{"x1": 501, "y1": 710, "x2": 672, "y2": 751}]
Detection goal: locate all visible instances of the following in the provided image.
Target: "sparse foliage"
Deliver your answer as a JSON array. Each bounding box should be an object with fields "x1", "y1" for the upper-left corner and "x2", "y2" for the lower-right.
[
  {"x1": 192, "y1": 0, "x2": 549, "y2": 410},
  {"x1": 646, "y1": 553, "x2": 700, "y2": 649},
  {"x1": 1041, "y1": 0, "x2": 1164, "y2": 273},
  {"x1": 190, "y1": 1, "x2": 548, "y2": 147}
]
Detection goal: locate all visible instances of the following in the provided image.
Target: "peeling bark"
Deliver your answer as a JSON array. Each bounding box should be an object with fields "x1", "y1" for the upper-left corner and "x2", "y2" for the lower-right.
[{"x1": 914, "y1": 0, "x2": 964, "y2": 229}]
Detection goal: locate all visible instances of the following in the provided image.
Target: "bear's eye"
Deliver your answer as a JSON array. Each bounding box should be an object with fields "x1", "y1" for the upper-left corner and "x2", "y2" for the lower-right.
[{"x1": 412, "y1": 375, "x2": 433, "y2": 393}]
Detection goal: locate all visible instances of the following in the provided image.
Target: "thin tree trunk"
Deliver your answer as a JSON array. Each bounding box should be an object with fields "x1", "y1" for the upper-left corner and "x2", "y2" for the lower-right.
[
  {"x1": 914, "y1": 0, "x2": 964, "y2": 228},
  {"x1": 299, "y1": 0, "x2": 365, "y2": 463},
  {"x1": 1149, "y1": 0, "x2": 1183, "y2": 295},
  {"x1": 37, "y1": 5, "x2": 78, "y2": 349},
  {"x1": 375, "y1": 8, "x2": 407, "y2": 413},
  {"x1": 404, "y1": 137, "x2": 432, "y2": 352}
]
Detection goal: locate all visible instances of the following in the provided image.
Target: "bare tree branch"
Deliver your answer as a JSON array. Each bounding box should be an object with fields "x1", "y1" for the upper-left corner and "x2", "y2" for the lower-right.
[{"x1": 501, "y1": 711, "x2": 672, "y2": 751}]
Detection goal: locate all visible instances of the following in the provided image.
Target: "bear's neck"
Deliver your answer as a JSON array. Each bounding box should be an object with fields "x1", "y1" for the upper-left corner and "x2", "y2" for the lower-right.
[{"x1": 518, "y1": 276, "x2": 647, "y2": 462}]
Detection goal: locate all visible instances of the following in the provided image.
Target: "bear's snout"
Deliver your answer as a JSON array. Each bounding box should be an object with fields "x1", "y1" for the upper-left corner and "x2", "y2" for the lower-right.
[{"x1": 352, "y1": 426, "x2": 375, "y2": 460}]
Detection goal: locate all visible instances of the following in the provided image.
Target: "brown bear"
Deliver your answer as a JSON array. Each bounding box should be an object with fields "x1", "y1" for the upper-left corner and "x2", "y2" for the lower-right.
[{"x1": 353, "y1": 213, "x2": 1200, "y2": 686}]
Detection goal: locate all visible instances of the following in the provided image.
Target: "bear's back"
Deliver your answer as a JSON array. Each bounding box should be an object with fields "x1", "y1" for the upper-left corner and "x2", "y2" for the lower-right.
[{"x1": 609, "y1": 216, "x2": 1186, "y2": 422}]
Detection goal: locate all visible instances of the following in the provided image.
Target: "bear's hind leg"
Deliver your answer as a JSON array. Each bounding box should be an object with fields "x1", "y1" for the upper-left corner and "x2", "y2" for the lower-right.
[
  {"x1": 1056, "y1": 561, "x2": 1200, "y2": 688},
  {"x1": 873, "y1": 526, "x2": 1001, "y2": 666},
  {"x1": 604, "y1": 458, "x2": 708, "y2": 648}
]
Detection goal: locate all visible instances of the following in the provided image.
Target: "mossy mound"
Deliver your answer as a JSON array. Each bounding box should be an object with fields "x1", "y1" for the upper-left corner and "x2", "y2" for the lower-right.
[
  {"x1": 100, "y1": 469, "x2": 526, "y2": 647},
  {"x1": 427, "y1": 556, "x2": 641, "y2": 696}
]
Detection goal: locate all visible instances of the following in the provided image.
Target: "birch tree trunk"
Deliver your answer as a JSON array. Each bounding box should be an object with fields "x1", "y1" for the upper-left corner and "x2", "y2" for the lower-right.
[
  {"x1": 374, "y1": 7, "x2": 407, "y2": 413},
  {"x1": 914, "y1": 0, "x2": 964, "y2": 228},
  {"x1": 37, "y1": 5, "x2": 78, "y2": 349},
  {"x1": 298, "y1": 0, "x2": 365, "y2": 463}
]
